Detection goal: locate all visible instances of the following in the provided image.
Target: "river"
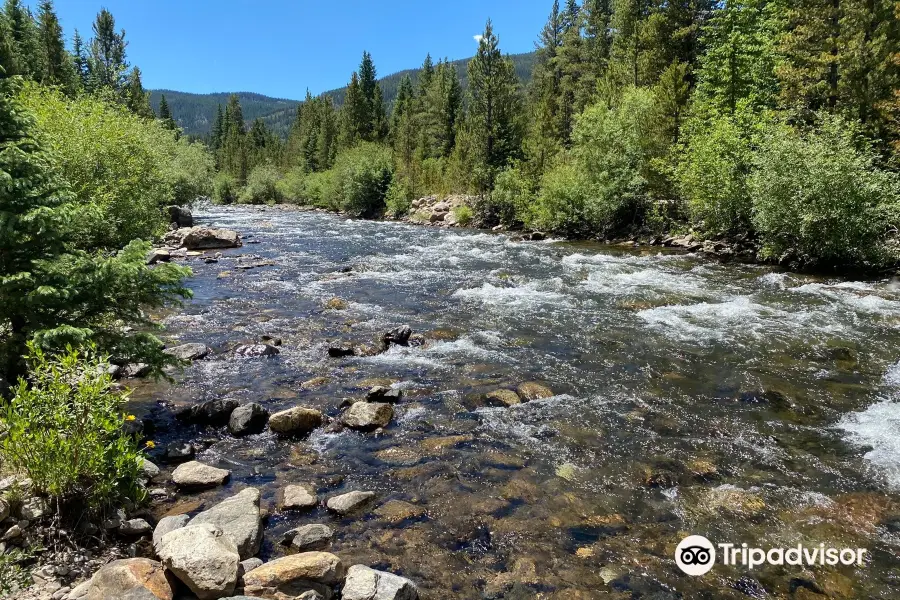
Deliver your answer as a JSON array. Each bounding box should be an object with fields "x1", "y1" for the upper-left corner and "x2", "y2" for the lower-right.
[{"x1": 131, "y1": 204, "x2": 900, "y2": 598}]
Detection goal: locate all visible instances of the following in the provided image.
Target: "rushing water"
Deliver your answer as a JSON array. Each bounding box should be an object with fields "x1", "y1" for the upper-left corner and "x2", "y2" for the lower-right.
[{"x1": 132, "y1": 204, "x2": 900, "y2": 598}]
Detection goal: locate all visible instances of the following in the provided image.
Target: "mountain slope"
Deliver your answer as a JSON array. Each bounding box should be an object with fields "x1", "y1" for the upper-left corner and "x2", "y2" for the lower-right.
[{"x1": 152, "y1": 51, "x2": 536, "y2": 139}]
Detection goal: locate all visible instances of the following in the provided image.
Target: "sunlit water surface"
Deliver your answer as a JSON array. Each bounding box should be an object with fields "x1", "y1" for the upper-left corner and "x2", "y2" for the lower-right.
[{"x1": 131, "y1": 205, "x2": 900, "y2": 598}]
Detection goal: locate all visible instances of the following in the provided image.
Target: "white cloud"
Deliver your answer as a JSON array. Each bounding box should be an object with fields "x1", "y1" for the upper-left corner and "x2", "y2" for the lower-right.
[{"x1": 473, "y1": 34, "x2": 483, "y2": 43}]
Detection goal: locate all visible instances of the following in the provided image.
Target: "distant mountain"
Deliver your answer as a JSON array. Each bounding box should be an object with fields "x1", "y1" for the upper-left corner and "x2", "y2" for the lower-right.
[{"x1": 151, "y1": 51, "x2": 537, "y2": 140}]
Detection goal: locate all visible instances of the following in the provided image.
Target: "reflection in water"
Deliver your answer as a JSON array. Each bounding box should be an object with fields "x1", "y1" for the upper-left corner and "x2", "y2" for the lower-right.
[{"x1": 131, "y1": 204, "x2": 900, "y2": 598}]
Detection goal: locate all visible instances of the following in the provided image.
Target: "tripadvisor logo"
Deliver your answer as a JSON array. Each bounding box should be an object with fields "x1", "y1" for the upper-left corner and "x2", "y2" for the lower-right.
[{"x1": 675, "y1": 535, "x2": 868, "y2": 576}]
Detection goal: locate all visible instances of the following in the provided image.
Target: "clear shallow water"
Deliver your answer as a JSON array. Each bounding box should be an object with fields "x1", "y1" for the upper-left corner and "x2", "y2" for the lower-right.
[{"x1": 132, "y1": 205, "x2": 900, "y2": 598}]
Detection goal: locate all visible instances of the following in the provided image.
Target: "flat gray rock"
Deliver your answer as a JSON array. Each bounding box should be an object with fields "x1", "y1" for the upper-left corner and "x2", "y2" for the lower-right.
[
  {"x1": 157, "y1": 523, "x2": 239, "y2": 599},
  {"x1": 342, "y1": 402, "x2": 393, "y2": 431},
  {"x1": 163, "y1": 343, "x2": 210, "y2": 361},
  {"x1": 188, "y1": 488, "x2": 262, "y2": 560},
  {"x1": 171, "y1": 461, "x2": 230, "y2": 490},
  {"x1": 290, "y1": 524, "x2": 333, "y2": 551},
  {"x1": 277, "y1": 484, "x2": 318, "y2": 511},
  {"x1": 325, "y1": 491, "x2": 375, "y2": 515},
  {"x1": 342, "y1": 564, "x2": 419, "y2": 600}
]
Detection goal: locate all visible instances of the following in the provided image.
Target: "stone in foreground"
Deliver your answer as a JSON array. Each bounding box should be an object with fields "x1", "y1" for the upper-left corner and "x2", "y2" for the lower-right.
[
  {"x1": 172, "y1": 461, "x2": 230, "y2": 490},
  {"x1": 485, "y1": 389, "x2": 522, "y2": 407},
  {"x1": 188, "y1": 487, "x2": 263, "y2": 560},
  {"x1": 165, "y1": 226, "x2": 241, "y2": 250},
  {"x1": 342, "y1": 564, "x2": 419, "y2": 600},
  {"x1": 84, "y1": 558, "x2": 175, "y2": 600},
  {"x1": 278, "y1": 484, "x2": 318, "y2": 511},
  {"x1": 326, "y1": 490, "x2": 376, "y2": 515},
  {"x1": 153, "y1": 514, "x2": 189, "y2": 555},
  {"x1": 241, "y1": 552, "x2": 345, "y2": 599},
  {"x1": 157, "y1": 523, "x2": 240, "y2": 599},
  {"x1": 268, "y1": 406, "x2": 324, "y2": 436},
  {"x1": 229, "y1": 403, "x2": 270, "y2": 436},
  {"x1": 342, "y1": 402, "x2": 393, "y2": 431},
  {"x1": 516, "y1": 382, "x2": 554, "y2": 401},
  {"x1": 163, "y1": 342, "x2": 210, "y2": 361}
]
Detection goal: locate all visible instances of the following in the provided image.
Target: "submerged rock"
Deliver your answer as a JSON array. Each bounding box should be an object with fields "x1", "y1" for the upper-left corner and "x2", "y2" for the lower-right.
[
  {"x1": 485, "y1": 389, "x2": 522, "y2": 407},
  {"x1": 366, "y1": 386, "x2": 403, "y2": 403},
  {"x1": 176, "y1": 398, "x2": 240, "y2": 425},
  {"x1": 188, "y1": 488, "x2": 262, "y2": 561},
  {"x1": 235, "y1": 344, "x2": 280, "y2": 358},
  {"x1": 84, "y1": 558, "x2": 176, "y2": 600},
  {"x1": 326, "y1": 491, "x2": 376, "y2": 515},
  {"x1": 516, "y1": 382, "x2": 554, "y2": 401},
  {"x1": 241, "y1": 552, "x2": 345, "y2": 599},
  {"x1": 342, "y1": 402, "x2": 393, "y2": 431},
  {"x1": 382, "y1": 325, "x2": 412, "y2": 347},
  {"x1": 172, "y1": 461, "x2": 230, "y2": 490},
  {"x1": 342, "y1": 564, "x2": 419, "y2": 600},
  {"x1": 268, "y1": 406, "x2": 324, "y2": 436},
  {"x1": 157, "y1": 523, "x2": 240, "y2": 599},
  {"x1": 327, "y1": 345, "x2": 355, "y2": 358},
  {"x1": 228, "y1": 403, "x2": 269, "y2": 437},
  {"x1": 163, "y1": 342, "x2": 210, "y2": 361},
  {"x1": 165, "y1": 441, "x2": 196, "y2": 462}
]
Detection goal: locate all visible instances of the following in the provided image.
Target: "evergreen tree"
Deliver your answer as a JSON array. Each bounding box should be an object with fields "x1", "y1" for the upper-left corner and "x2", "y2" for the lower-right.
[
  {"x1": 465, "y1": 20, "x2": 525, "y2": 192},
  {"x1": 123, "y1": 66, "x2": 153, "y2": 118},
  {"x1": 4, "y1": 0, "x2": 41, "y2": 78},
  {"x1": 36, "y1": 0, "x2": 73, "y2": 92},
  {"x1": 158, "y1": 94, "x2": 177, "y2": 130},
  {"x1": 221, "y1": 94, "x2": 247, "y2": 181},
  {"x1": 340, "y1": 70, "x2": 366, "y2": 147},
  {"x1": 315, "y1": 96, "x2": 338, "y2": 169},
  {"x1": 71, "y1": 29, "x2": 89, "y2": 90},
  {"x1": 391, "y1": 74, "x2": 417, "y2": 182},
  {"x1": 419, "y1": 53, "x2": 435, "y2": 93},
  {"x1": 210, "y1": 103, "x2": 224, "y2": 151},
  {"x1": 88, "y1": 8, "x2": 128, "y2": 91},
  {"x1": 529, "y1": 0, "x2": 566, "y2": 167}
]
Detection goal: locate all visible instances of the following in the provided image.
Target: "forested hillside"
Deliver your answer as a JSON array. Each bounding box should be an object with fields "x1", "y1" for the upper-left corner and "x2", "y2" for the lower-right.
[{"x1": 151, "y1": 52, "x2": 537, "y2": 139}]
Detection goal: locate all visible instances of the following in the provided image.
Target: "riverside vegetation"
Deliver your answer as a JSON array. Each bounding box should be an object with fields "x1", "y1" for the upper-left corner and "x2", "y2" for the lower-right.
[{"x1": 0, "y1": 0, "x2": 899, "y2": 598}]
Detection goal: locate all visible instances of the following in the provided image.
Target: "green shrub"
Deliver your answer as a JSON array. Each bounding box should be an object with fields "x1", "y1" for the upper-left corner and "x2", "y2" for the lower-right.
[
  {"x1": 332, "y1": 142, "x2": 393, "y2": 216},
  {"x1": 676, "y1": 112, "x2": 761, "y2": 236},
  {"x1": 452, "y1": 205, "x2": 474, "y2": 226},
  {"x1": 276, "y1": 166, "x2": 307, "y2": 203},
  {"x1": 530, "y1": 88, "x2": 665, "y2": 236},
  {"x1": 1, "y1": 344, "x2": 146, "y2": 512},
  {"x1": 486, "y1": 166, "x2": 534, "y2": 225},
  {"x1": 302, "y1": 169, "x2": 338, "y2": 209},
  {"x1": 212, "y1": 172, "x2": 238, "y2": 204},
  {"x1": 239, "y1": 164, "x2": 283, "y2": 205},
  {"x1": 385, "y1": 178, "x2": 413, "y2": 217},
  {"x1": 750, "y1": 115, "x2": 900, "y2": 267},
  {"x1": 20, "y1": 83, "x2": 212, "y2": 249}
]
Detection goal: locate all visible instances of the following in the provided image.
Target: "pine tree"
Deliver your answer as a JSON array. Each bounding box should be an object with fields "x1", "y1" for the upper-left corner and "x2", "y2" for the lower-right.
[
  {"x1": 392, "y1": 74, "x2": 418, "y2": 181},
  {"x1": 419, "y1": 53, "x2": 435, "y2": 93},
  {"x1": 529, "y1": 0, "x2": 566, "y2": 166},
  {"x1": 158, "y1": 94, "x2": 177, "y2": 130},
  {"x1": 36, "y1": 0, "x2": 73, "y2": 92},
  {"x1": 211, "y1": 104, "x2": 224, "y2": 151},
  {"x1": 4, "y1": 0, "x2": 41, "y2": 78},
  {"x1": 340, "y1": 70, "x2": 366, "y2": 147},
  {"x1": 222, "y1": 94, "x2": 247, "y2": 181},
  {"x1": 372, "y1": 84, "x2": 388, "y2": 141},
  {"x1": 465, "y1": 20, "x2": 525, "y2": 192},
  {"x1": 315, "y1": 96, "x2": 338, "y2": 169},
  {"x1": 88, "y1": 8, "x2": 128, "y2": 91},
  {"x1": 123, "y1": 66, "x2": 153, "y2": 118},
  {"x1": 71, "y1": 29, "x2": 90, "y2": 90}
]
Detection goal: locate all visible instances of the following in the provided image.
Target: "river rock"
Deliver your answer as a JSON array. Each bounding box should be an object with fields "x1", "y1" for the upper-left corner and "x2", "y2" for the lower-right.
[
  {"x1": 342, "y1": 402, "x2": 393, "y2": 431},
  {"x1": 241, "y1": 552, "x2": 345, "y2": 599},
  {"x1": 84, "y1": 558, "x2": 175, "y2": 600},
  {"x1": 327, "y1": 345, "x2": 355, "y2": 357},
  {"x1": 366, "y1": 386, "x2": 402, "y2": 403},
  {"x1": 235, "y1": 344, "x2": 280, "y2": 358},
  {"x1": 177, "y1": 398, "x2": 240, "y2": 425},
  {"x1": 172, "y1": 461, "x2": 230, "y2": 490},
  {"x1": 382, "y1": 325, "x2": 412, "y2": 347},
  {"x1": 19, "y1": 496, "x2": 50, "y2": 520},
  {"x1": 147, "y1": 248, "x2": 171, "y2": 265},
  {"x1": 122, "y1": 363, "x2": 152, "y2": 378},
  {"x1": 167, "y1": 205, "x2": 193, "y2": 228},
  {"x1": 163, "y1": 343, "x2": 210, "y2": 361},
  {"x1": 516, "y1": 382, "x2": 554, "y2": 401},
  {"x1": 140, "y1": 458, "x2": 161, "y2": 480},
  {"x1": 374, "y1": 500, "x2": 426, "y2": 525},
  {"x1": 153, "y1": 514, "x2": 189, "y2": 555},
  {"x1": 268, "y1": 406, "x2": 324, "y2": 436},
  {"x1": 485, "y1": 389, "x2": 521, "y2": 407},
  {"x1": 165, "y1": 226, "x2": 241, "y2": 250},
  {"x1": 0, "y1": 498, "x2": 8, "y2": 522},
  {"x1": 326, "y1": 491, "x2": 376, "y2": 515},
  {"x1": 165, "y1": 441, "x2": 196, "y2": 462},
  {"x1": 277, "y1": 484, "x2": 318, "y2": 511},
  {"x1": 156, "y1": 523, "x2": 240, "y2": 599},
  {"x1": 228, "y1": 403, "x2": 269, "y2": 436},
  {"x1": 118, "y1": 518, "x2": 152, "y2": 536},
  {"x1": 188, "y1": 488, "x2": 263, "y2": 560},
  {"x1": 289, "y1": 524, "x2": 334, "y2": 551},
  {"x1": 342, "y1": 564, "x2": 419, "y2": 600}
]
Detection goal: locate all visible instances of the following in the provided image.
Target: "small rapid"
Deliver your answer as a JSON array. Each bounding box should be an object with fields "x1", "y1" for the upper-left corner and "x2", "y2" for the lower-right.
[{"x1": 132, "y1": 204, "x2": 900, "y2": 597}]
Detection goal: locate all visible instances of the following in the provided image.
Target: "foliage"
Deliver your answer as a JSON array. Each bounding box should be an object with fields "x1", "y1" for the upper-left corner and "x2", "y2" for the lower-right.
[
  {"x1": 385, "y1": 178, "x2": 412, "y2": 217},
  {"x1": 330, "y1": 142, "x2": 392, "y2": 216},
  {"x1": 0, "y1": 76, "x2": 192, "y2": 380},
  {"x1": 486, "y1": 166, "x2": 535, "y2": 226},
  {"x1": 749, "y1": 115, "x2": 900, "y2": 267},
  {"x1": 212, "y1": 171, "x2": 238, "y2": 204},
  {"x1": 20, "y1": 83, "x2": 212, "y2": 248},
  {"x1": 451, "y1": 204, "x2": 474, "y2": 227},
  {"x1": 239, "y1": 164, "x2": 282, "y2": 205},
  {"x1": 1, "y1": 344, "x2": 146, "y2": 511},
  {"x1": 0, "y1": 547, "x2": 34, "y2": 596}
]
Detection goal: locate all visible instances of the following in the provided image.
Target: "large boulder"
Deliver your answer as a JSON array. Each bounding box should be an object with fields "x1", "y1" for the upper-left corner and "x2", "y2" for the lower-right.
[
  {"x1": 342, "y1": 402, "x2": 393, "y2": 431},
  {"x1": 176, "y1": 398, "x2": 240, "y2": 425},
  {"x1": 342, "y1": 565, "x2": 419, "y2": 600},
  {"x1": 156, "y1": 523, "x2": 240, "y2": 600},
  {"x1": 288, "y1": 524, "x2": 334, "y2": 552},
  {"x1": 268, "y1": 406, "x2": 323, "y2": 436},
  {"x1": 153, "y1": 514, "x2": 189, "y2": 555},
  {"x1": 325, "y1": 491, "x2": 375, "y2": 516},
  {"x1": 228, "y1": 403, "x2": 269, "y2": 437},
  {"x1": 167, "y1": 205, "x2": 193, "y2": 228},
  {"x1": 163, "y1": 343, "x2": 210, "y2": 361},
  {"x1": 172, "y1": 461, "x2": 230, "y2": 490},
  {"x1": 84, "y1": 558, "x2": 176, "y2": 600},
  {"x1": 188, "y1": 488, "x2": 263, "y2": 560},
  {"x1": 241, "y1": 552, "x2": 345, "y2": 599},
  {"x1": 165, "y1": 227, "x2": 241, "y2": 250}
]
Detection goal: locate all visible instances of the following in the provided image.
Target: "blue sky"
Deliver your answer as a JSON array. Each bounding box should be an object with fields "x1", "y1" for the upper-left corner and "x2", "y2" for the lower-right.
[{"x1": 36, "y1": 0, "x2": 550, "y2": 99}]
